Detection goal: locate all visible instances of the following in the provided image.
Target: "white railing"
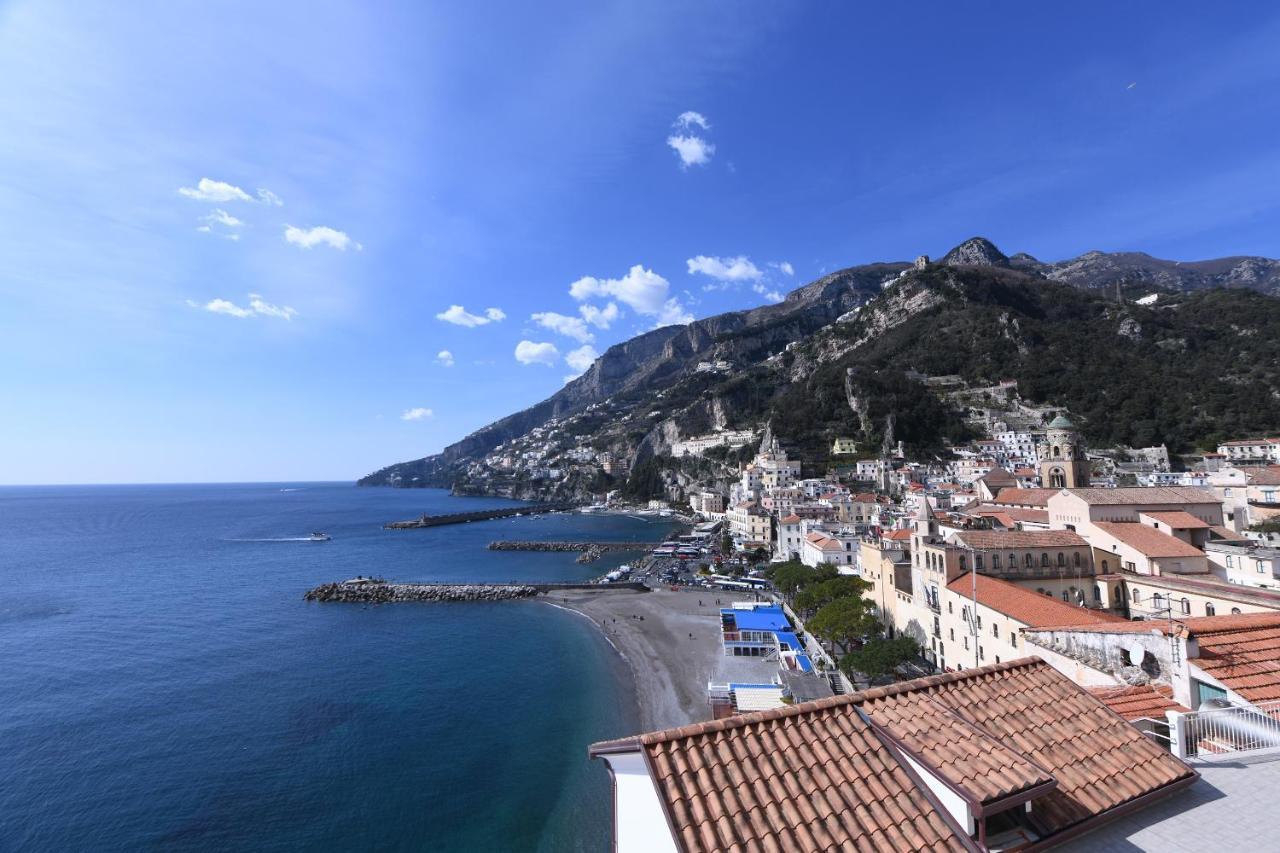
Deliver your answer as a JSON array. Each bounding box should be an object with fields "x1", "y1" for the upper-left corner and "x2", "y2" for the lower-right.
[{"x1": 1167, "y1": 700, "x2": 1280, "y2": 759}]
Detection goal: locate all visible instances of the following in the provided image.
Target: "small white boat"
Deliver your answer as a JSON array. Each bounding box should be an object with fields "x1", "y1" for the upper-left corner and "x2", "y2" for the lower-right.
[{"x1": 308, "y1": 532, "x2": 332, "y2": 542}]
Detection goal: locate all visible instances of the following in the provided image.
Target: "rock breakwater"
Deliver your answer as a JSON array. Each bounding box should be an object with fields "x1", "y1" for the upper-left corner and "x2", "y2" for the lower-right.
[{"x1": 304, "y1": 581, "x2": 540, "y2": 603}]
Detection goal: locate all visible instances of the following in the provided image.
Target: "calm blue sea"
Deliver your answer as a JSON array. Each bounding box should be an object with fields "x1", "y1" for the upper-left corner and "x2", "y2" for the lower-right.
[{"x1": 0, "y1": 483, "x2": 668, "y2": 852}]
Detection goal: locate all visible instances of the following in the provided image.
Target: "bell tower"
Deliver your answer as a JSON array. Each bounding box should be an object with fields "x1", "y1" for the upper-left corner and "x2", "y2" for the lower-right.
[{"x1": 1039, "y1": 414, "x2": 1088, "y2": 488}]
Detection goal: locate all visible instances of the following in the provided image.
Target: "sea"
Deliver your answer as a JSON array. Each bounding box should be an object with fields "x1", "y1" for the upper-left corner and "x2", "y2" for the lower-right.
[{"x1": 0, "y1": 483, "x2": 674, "y2": 852}]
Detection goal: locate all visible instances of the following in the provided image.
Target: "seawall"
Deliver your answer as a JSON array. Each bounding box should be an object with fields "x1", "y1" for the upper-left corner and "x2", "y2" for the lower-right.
[{"x1": 304, "y1": 580, "x2": 650, "y2": 603}]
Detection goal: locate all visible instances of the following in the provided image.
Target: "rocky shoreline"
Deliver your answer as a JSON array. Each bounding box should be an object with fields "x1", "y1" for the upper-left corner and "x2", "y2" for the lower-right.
[{"x1": 304, "y1": 581, "x2": 541, "y2": 603}]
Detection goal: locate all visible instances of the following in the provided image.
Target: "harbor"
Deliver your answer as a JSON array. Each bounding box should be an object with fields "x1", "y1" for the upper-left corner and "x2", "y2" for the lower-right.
[{"x1": 383, "y1": 502, "x2": 574, "y2": 529}]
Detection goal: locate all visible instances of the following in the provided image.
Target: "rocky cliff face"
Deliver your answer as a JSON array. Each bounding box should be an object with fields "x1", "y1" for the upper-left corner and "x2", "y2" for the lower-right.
[{"x1": 360, "y1": 237, "x2": 1280, "y2": 492}]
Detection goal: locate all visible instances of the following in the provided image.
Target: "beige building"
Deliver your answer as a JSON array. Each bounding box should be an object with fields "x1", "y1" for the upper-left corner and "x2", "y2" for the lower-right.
[
  {"x1": 688, "y1": 491, "x2": 725, "y2": 516},
  {"x1": 725, "y1": 500, "x2": 771, "y2": 547}
]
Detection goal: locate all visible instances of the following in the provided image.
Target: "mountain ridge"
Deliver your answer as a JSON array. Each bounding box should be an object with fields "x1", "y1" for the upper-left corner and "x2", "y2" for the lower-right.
[{"x1": 360, "y1": 239, "x2": 1280, "y2": 494}]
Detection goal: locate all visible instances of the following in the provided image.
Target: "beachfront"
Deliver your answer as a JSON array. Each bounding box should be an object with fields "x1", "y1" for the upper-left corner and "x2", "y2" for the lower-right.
[{"x1": 548, "y1": 588, "x2": 727, "y2": 731}]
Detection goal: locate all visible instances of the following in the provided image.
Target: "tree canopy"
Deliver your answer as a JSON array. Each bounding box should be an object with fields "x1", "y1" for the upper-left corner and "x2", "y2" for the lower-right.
[
  {"x1": 794, "y1": 575, "x2": 872, "y2": 614},
  {"x1": 840, "y1": 636, "x2": 919, "y2": 680},
  {"x1": 807, "y1": 596, "x2": 880, "y2": 649}
]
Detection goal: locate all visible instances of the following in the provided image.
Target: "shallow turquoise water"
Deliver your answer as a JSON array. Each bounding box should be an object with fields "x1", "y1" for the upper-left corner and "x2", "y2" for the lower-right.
[{"x1": 0, "y1": 484, "x2": 663, "y2": 851}]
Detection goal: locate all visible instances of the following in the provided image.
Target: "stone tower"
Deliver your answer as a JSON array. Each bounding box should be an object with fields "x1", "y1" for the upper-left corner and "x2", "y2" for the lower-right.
[{"x1": 1039, "y1": 414, "x2": 1088, "y2": 489}]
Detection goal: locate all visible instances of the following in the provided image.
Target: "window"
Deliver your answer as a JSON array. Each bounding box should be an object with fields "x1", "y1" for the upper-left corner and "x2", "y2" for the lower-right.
[
  {"x1": 1206, "y1": 603, "x2": 1216, "y2": 616},
  {"x1": 1093, "y1": 585, "x2": 1102, "y2": 602},
  {"x1": 964, "y1": 636, "x2": 969, "y2": 650},
  {"x1": 1041, "y1": 554, "x2": 1051, "y2": 567},
  {"x1": 992, "y1": 553, "x2": 1001, "y2": 569},
  {"x1": 1025, "y1": 553, "x2": 1034, "y2": 568},
  {"x1": 1132, "y1": 588, "x2": 1141, "y2": 603},
  {"x1": 950, "y1": 628, "x2": 955, "y2": 641},
  {"x1": 1224, "y1": 488, "x2": 1233, "y2": 496},
  {"x1": 1152, "y1": 592, "x2": 1164, "y2": 609},
  {"x1": 1010, "y1": 632, "x2": 1017, "y2": 647},
  {"x1": 1057, "y1": 552, "x2": 1066, "y2": 567},
  {"x1": 1073, "y1": 552, "x2": 1081, "y2": 567},
  {"x1": 1102, "y1": 559, "x2": 1109, "y2": 572},
  {"x1": 1062, "y1": 591, "x2": 1069, "y2": 602},
  {"x1": 1181, "y1": 597, "x2": 1191, "y2": 615},
  {"x1": 1259, "y1": 561, "x2": 1267, "y2": 573},
  {"x1": 1227, "y1": 556, "x2": 1235, "y2": 568},
  {"x1": 948, "y1": 601, "x2": 953, "y2": 614},
  {"x1": 1232, "y1": 607, "x2": 1242, "y2": 614},
  {"x1": 979, "y1": 646, "x2": 984, "y2": 661}
]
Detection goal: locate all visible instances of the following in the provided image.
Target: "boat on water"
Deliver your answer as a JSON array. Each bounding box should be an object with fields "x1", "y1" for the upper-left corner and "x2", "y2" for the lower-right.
[{"x1": 308, "y1": 532, "x2": 332, "y2": 542}]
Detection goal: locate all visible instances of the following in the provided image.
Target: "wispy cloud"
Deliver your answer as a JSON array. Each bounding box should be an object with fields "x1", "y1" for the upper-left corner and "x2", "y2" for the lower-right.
[
  {"x1": 284, "y1": 225, "x2": 360, "y2": 251},
  {"x1": 400, "y1": 407, "x2": 434, "y2": 421},
  {"x1": 667, "y1": 111, "x2": 715, "y2": 168},
  {"x1": 531, "y1": 311, "x2": 594, "y2": 343},
  {"x1": 514, "y1": 340, "x2": 559, "y2": 366},
  {"x1": 179, "y1": 177, "x2": 253, "y2": 203},
  {"x1": 686, "y1": 255, "x2": 762, "y2": 282},
  {"x1": 772, "y1": 261, "x2": 795, "y2": 276},
  {"x1": 257, "y1": 188, "x2": 283, "y2": 206},
  {"x1": 436, "y1": 350, "x2": 455, "y2": 367},
  {"x1": 675, "y1": 111, "x2": 710, "y2": 131},
  {"x1": 436, "y1": 305, "x2": 506, "y2": 327},
  {"x1": 569, "y1": 264, "x2": 692, "y2": 327},
  {"x1": 186, "y1": 293, "x2": 297, "y2": 320},
  {"x1": 752, "y1": 283, "x2": 785, "y2": 303}
]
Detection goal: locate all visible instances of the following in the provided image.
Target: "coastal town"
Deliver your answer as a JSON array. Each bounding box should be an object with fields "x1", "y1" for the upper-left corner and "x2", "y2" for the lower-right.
[{"x1": 566, "y1": 416, "x2": 1280, "y2": 851}]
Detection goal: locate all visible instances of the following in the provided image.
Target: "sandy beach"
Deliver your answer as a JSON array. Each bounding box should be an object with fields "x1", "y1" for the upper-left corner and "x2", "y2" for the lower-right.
[{"x1": 543, "y1": 587, "x2": 735, "y2": 731}]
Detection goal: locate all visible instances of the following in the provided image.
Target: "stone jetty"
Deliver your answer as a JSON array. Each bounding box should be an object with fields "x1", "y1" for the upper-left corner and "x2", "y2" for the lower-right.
[
  {"x1": 384, "y1": 502, "x2": 574, "y2": 529},
  {"x1": 305, "y1": 581, "x2": 540, "y2": 603},
  {"x1": 487, "y1": 541, "x2": 654, "y2": 553}
]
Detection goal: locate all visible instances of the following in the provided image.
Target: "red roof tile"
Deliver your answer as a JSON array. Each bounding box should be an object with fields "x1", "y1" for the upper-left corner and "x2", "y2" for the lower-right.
[
  {"x1": 992, "y1": 487, "x2": 1059, "y2": 507},
  {"x1": 954, "y1": 529, "x2": 1088, "y2": 549},
  {"x1": 1088, "y1": 685, "x2": 1189, "y2": 721},
  {"x1": 1250, "y1": 466, "x2": 1280, "y2": 486},
  {"x1": 1064, "y1": 486, "x2": 1220, "y2": 505},
  {"x1": 946, "y1": 574, "x2": 1128, "y2": 629},
  {"x1": 593, "y1": 660, "x2": 1196, "y2": 850},
  {"x1": 1093, "y1": 522, "x2": 1205, "y2": 558},
  {"x1": 1191, "y1": 622, "x2": 1280, "y2": 703},
  {"x1": 1142, "y1": 511, "x2": 1211, "y2": 530}
]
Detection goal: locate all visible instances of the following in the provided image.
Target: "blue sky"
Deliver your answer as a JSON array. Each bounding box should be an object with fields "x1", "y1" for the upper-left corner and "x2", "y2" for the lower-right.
[{"x1": 3, "y1": 1, "x2": 1280, "y2": 484}]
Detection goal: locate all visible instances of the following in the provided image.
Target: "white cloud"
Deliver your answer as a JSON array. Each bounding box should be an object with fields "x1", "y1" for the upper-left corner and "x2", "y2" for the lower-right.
[
  {"x1": 257, "y1": 188, "x2": 283, "y2": 206},
  {"x1": 400, "y1": 407, "x2": 434, "y2": 421},
  {"x1": 187, "y1": 293, "x2": 296, "y2": 320},
  {"x1": 570, "y1": 265, "x2": 693, "y2": 328},
  {"x1": 565, "y1": 344, "x2": 599, "y2": 374},
  {"x1": 203, "y1": 209, "x2": 243, "y2": 228},
  {"x1": 752, "y1": 283, "x2": 785, "y2": 303},
  {"x1": 687, "y1": 255, "x2": 763, "y2": 283},
  {"x1": 579, "y1": 302, "x2": 619, "y2": 329},
  {"x1": 773, "y1": 261, "x2": 795, "y2": 276},
  {"x1": 436, "y1": 350, "x2": 455, "y2": 367},
  {"x1": 675, "y1": 111, "x2": 710, "y2": 131},
  {"x1": 284, "y1": 224, "x2": 361, "y2": 251},
  {"x1": 247, "y1": 293, "x2": 297, "y2": 320},
  {"x1": 666, "y1": 134, "x2": 715, "y2": 168},
  {"x1": 178, "y1": 177, "x2": 253, "y2": 203},
  {"x1": 531, "y1": 311, "x2": 593, "y2": 343},
  {"x1": 436, "y1": 305, "x2": 506, "y2": 327},
  {"x1": 514, "y1": 340, "x2": 560, "y2": 366}
]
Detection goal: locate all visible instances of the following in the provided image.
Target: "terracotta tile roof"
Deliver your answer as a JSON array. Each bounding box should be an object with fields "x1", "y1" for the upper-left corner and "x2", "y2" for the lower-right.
[
  {"x1": 1191, "y1": 622, "x2": 1280, "y2": 703},
  {"x1": 593, "y1": 660, "x2": 1195, "y2": 850},
  {"x1": 778, "y1": 514, "x2": 801, "y2": 523},
  {"x1": 883, "y1": 529, "x2": 913, "y2": 541},
  {"x1": 631, "y1": 700, "x2": 975, "y2": 852},
  {"x1": 977, "y1": 466, "x2": 1017, "y2": 486},
  {"x1": 953, "y1": 529, "x2": 1088, "y2": 549},
  {"x1": 1064, "y1": 486, "x2": 1220, "y2": 505},
  {"x1": 1030, "y1": 611, "x2": 1280, "y2": 637},
  {"x1": 969, "y1": 504, "x2": 1051, "y2": 525},
  {"x1": 946, "y1": 573, "x2": 1128, "y2": 629},
  {"x1": 1093, "y1": 522, "x2": 1205, "y2": 558},
  {"x1": 860, "y1": 691, "x2": 1055, "y2": 806},
  {"x1": 992, "y1": 487, "x2": 1059, "y2": 507},
  {"x1": 1250, "y1": 466, "x2": 1280, "y2": 486},
  {"x1": 1208, "y1": 525, "x2": 1251, "y2": 542},
  {"x1": 1088, "y1": 685, "x2": 1189, "y2": 721},
  {"x1": 1142, "y1": 511, "x2": 1211, "y2": 529},
  {"x1": 857, "y1": 660, "x2": 1194, "y2": 835}
]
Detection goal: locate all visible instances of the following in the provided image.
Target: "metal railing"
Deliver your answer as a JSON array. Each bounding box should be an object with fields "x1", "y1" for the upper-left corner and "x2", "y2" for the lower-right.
[{"x1": 1170, "y1": 699, "x2": 1280, "y2": 758}]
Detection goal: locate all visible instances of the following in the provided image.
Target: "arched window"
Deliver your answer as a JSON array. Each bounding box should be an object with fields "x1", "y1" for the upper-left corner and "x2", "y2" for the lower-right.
[
  {"x1": 1232, "y1": 607, "x2": 1242, "y2": 614},
  {"x1": 1206, "y1": 603, "x2": 1216, "y2": 616},
  {"x1": 974, "y1": 554, "x2": 983, "y2": 569},
  {"x1": 1181, "y1": 598, "x2": 1191, "y2": 615},
  {"x1": 1132, "y1": 588, "x2": 1141, "y2": 603},
  {"x1": 1053, "y1": 445, "x2": 1061, "y2": 458},
  {"x1": 959, "y1": 555, "x2": 967, "y2": 570},
  {"x1": 1062, "y1": 591, "x2": 1069, "y2": 601},
  {"x1": 1073, "y1": 552, "x2": 1081, "y2": 567},
  {"x1": 992, "y1": 553, "x2": 1001, "y2": 569},
  {"x1": 1093, "y1": 585, "x2": 1102, "y2": 602},
  {"x1": 1057, "y1": 552, "x2": 1066, "y2": 567},
  {"x1": 1102, "y1": 560, "x2": 1109, "y2": 572},
  {"x1": 1152, "y1": 593, "x2": 1163, "y2": 609},
  {"x1": 1025, "y1": 553, "x2": 1034, "y2": 568},
  {"x1": 1041, "y1": 553, "x2": 1050, "y2": 567}
]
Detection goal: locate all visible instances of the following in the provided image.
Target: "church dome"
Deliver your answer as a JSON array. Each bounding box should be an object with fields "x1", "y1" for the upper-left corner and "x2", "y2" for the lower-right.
[{"x1": 1047, "y1": 414, "x2": 1075, "y2": 429}]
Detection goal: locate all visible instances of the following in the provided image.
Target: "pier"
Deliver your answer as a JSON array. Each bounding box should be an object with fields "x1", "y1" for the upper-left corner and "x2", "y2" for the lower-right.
[
  {"x1": 486, "y1": 541, "x2": 657, "y2": 552},
  {"x1": 304, "y1": 579, "x2": 649, "y2": 603},
  {"x1": 383, "y1": 502, "x2": 575, "y2": 529}
]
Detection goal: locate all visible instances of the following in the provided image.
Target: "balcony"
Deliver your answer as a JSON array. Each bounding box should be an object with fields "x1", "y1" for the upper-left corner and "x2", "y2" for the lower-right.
[{"x1": 1164, "y1": 700, "x2": 1280, "y2": 759}]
